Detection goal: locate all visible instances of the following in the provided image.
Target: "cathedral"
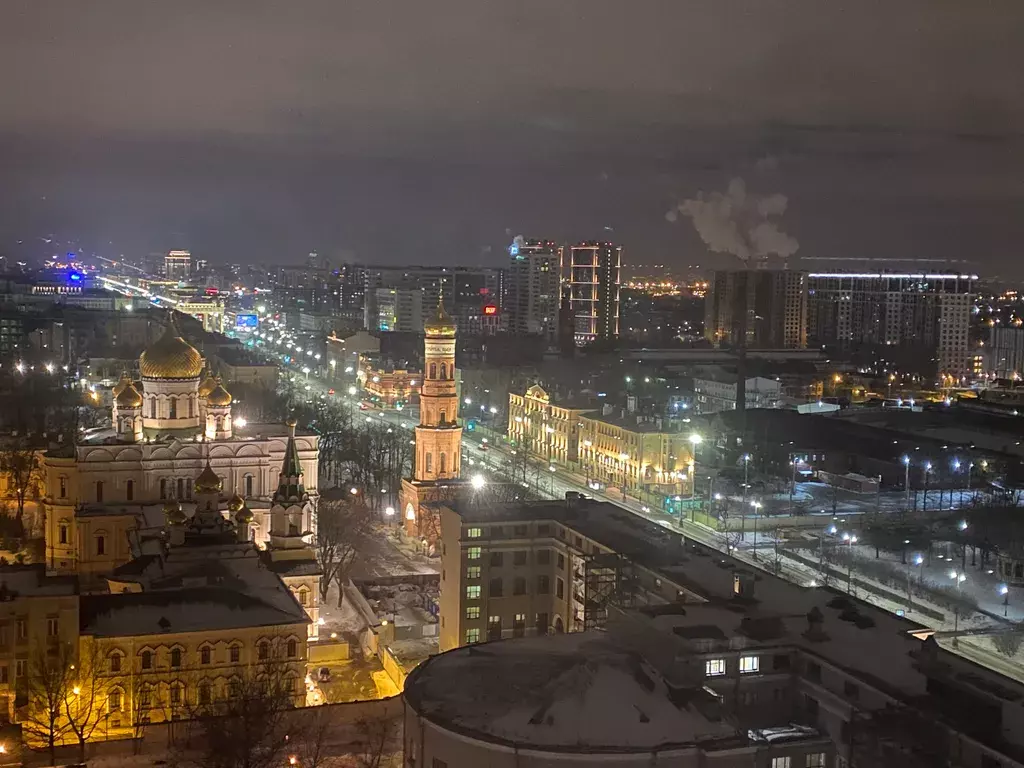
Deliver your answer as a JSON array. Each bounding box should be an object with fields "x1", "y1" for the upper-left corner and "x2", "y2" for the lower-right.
[{"x1": 39, "y1": 315, "x2": 321, "y2": 636}]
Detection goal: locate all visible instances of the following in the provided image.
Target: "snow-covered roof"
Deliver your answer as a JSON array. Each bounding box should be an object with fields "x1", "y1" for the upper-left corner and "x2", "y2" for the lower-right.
[
  {"x1": 405, "y1": 632, "x2": 738, "y2": 752},
  {"x1": 0, "y1": 564, "x2": 77, "y2": 597}
]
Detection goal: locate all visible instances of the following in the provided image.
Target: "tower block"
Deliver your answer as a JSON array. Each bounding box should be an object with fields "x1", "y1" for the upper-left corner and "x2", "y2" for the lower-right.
[{"x1": 401, "y1": 299, "x2": 464, "y2": 545}]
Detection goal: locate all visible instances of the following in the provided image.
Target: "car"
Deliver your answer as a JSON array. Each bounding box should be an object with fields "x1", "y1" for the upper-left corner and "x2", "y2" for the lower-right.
[
  {"x1": 317, "y1": 666, "x2": 331, "y2": 682},
  {"x1": 327, "y1": 388, "x2": 335, "y2": 395}
]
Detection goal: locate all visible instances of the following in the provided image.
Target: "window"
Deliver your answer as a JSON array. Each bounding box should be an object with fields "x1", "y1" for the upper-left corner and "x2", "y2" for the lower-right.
[
  {"x1": 199, "y1": 682, "x2": 211, "y2": 705},
  {"x1": 141, "y1": 650, "x2": 152, "y2": 670},
  {"x1": 774, "y1": 654, "x2": 791, "y2": 671},
  {"x1": 139, "y1": 685, "x2": 151, "y2": 708},
  {"x1": 806, "y1": 754, "x2": 826, "y2": 768},
  {"x1": 0, "y1": 666, "x2": 6, "y2": 684},
  {"x1": 160, "y1": 478, "x2": 167, "y2": 500},
  {"x1": 108, "y1": 689, "x2": 122, "y2": 712},
  {"x1": 536, "y1": 612, "x2": 549, "y2": 635},
  {"x1": 96, "y1": 535, "x2": 106, "y2": 556},
  {"x1": 513, "y1": 525, "x2": 528, "y2": 537},
  {"x1": 538, "y1": 524, "x2": 551, "y2": 536},
  {"x1": 170, "y1": 648, "x2": 182, "y2": 667},
  {"x1": 537, "y1": 575, "x2": 550, "y2": 594},
  {"x1": 513, "y1": 550, "x2": 527, "y2": 566},
  {"x1": 429, "y1": 363, "x2": 437, "y2": 379},
  {"x1": 15, "y1": 660, "x2": 26, "y2": 678},
  {"x1": 771, "y1": 758, "x2": 791, "y2": 768},
  {"x1": 466, "y1": 528, "x2": 482, "y2": 539},
  {"x1": 465, "y1": 585, "x2": 481, "y2": 600},
  {"x1": 440, "y1": 363, "x2": 447, "y2": 379},
  {"x1": 59, "y1": 524, "x2": 68, "y2": 545},
  {"x1": 110, "y1": 652, "x2": 122, "y2": 673},
  {"x1": 487, "y1": 615, "x2": 502, "y2": 640},
  {"x1": 287, "y1": 639, "x2": 297, "y2": 658},
  {"x1": 739, "y1": 655, "x2": 759, "y2": 674},
  {"x1": 557, "y1": 553, "x2": 565, "y2": 570},
  {"x1": 201, "y1": 647, "x2": 211, "y2": 665},
  {"x1": 229, "y1": 678, "x2": 242, "y2": 698},
  {"x1": 705, "y1": 658, "x2": 726, "y2": 677},
  {"x1": 466, "y1": 566, "x2": 481, "y2": 579},
  {"x1": 169, "y1": 397, "x2": 177, "y2": 419},
  {"x1": 489, "y1": 578, "x2": 503, "y2": 597},
  {"x1": 126, "y1": 479, "x2": 134, "y2": 501},
  {"x1": 258, "y1": 641, "x2": 269, "y2": 661},
  {"x1": 150, "y1": 399, "x2": 157, "y2": 419},
  {"x1": 467, "y1": 546, "x2": 481, "y2": 560},
  {"x1": 186, "y1": 478, "x2": 193, "y2": 499},
  {"x1": 16, "y1": 618, "x2": 26, "y2": 641},
  {"x1": 170, "y1": 684, "x2": 182, "y2": 706},
  {"x1": 537, "y1": 549, "x2": 551, "y2": 565},
  {"x1": 465, "y1": 628, "x2": 480, "y2": 644},
  {"x1": 95, "y1": 481, "x2": 104, "y2": 503},
  {"x1": 556, "y1": 577, "x2": 564, "y2": 599},
  {"x1": 298, "y1": 588, "x2": 309, "y2": 607},
  {"x1": 513, "y1": 577, "x2": 527, "y2": 595},
  {"x1": 440, "y1": 410, "x2": 447, "y2": 424},
  {"x1": 176, "y1": 478, "x2": 184, "y2": 499},
  {"x1": 230, "y1": 645, "x2": 240, "y2": 663},
  {"x1": 513, "y1": 613, "x2": 526, "y2": 638},
  {"x1": 439, "y1": 452, "x2": 447, "y2": 474},
  {"x1": 59, "y1": 476, "x2": 67, "y2": 498},
  {"x1": 465, "y1": 606, "x2": 480, "y2": 620},
  {"x1": 490, "y1": 551, "x2": 503, "y2": 567},
  {"x1": 244, "y1": 474, "x2": 254, "y2": 497},
  {"x1": 425, "y1": 453, "x2": 433, "y2": 473}
]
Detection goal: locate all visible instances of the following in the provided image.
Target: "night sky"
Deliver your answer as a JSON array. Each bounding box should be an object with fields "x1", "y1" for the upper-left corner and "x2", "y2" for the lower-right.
[{"x1": 1, "y1": 1, "x2": 1023, "y2": 274}]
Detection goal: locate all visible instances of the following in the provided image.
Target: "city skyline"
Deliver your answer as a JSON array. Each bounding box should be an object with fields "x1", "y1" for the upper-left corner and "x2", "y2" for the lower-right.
[{"x1": 2, "y1": 2, "x2": 1024, "y2": 273}]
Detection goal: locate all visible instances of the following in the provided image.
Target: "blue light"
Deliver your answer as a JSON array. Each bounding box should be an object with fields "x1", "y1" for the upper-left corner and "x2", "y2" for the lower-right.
[
  {"x1": 68, "y1": 271, "x2": 82, "y2": 282},
  {"x1": 508, "y1": 242, "x2": 519, "y2": 257}
]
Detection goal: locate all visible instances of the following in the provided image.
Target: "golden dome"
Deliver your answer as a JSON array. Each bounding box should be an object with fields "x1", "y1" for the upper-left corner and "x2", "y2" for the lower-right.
[
  {"x1": 163, "y1": 499, "x2": 186, "y2": 525},
  {"x1": 207, "y1": 379, "x2": 233, "y2": 407},
  {"x1": 227, "y1": 494, "x2": 246, "y2": 513},
  {"x1": 140, "y1": 320, "x2": 203, "y2": 379},
  {"x1": 112, "y1": 371, "x2": 131, "y2": 398},
  {"x1": 234, "y1": 505, "x2": 254, "y2": 524},
  {"x1": 115, "y1": 382, "x2": 143, "y2": 408},
  {"x1": 195, "y1": 462, "x2": 222, "y2": 494},
  {"x1": 425, "y1": 299, "x2": 456, "y2": 336},
  {"x1": 198, "y1": 372, "x2": 217, "y2": 398}
]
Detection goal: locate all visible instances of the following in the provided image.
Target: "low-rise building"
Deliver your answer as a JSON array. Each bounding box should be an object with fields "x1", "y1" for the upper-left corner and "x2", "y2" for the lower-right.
[
  {"x1": 357, "y1": 354, "x2": 420, "y2": 409},
  {"x1": 693, "y1": 374, "x2": 782, "y2": 414}
]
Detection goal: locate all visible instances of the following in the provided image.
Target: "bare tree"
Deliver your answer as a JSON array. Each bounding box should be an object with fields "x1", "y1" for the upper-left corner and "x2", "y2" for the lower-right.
[
  {"x1": 993, "y1": 627, "x2": 1024, "y2": 658},
  {"x1": 63, "y1": 641, "x2": 115, "y2": 763},
  {"x1": 22, "y1": 640, "x2": 77, "y2": 766},
  {"x1": 315, "y1": 493, "x2": 376, "y2": 606},
  {"x1": 0, "y1": 442, "x2": 40, "y2": 524},
  {"x1": 351, "y1": 714, "x2": 402, "y2": 768}
]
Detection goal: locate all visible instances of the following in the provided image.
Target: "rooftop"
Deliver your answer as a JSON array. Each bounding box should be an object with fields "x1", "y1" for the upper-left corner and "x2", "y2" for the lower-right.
[
  {"x1": 0, "y1": 564, "x2": 78, "y2": 598},
  {"x1": 405, "y1": 631, "x2": 737, "y2": 752}
]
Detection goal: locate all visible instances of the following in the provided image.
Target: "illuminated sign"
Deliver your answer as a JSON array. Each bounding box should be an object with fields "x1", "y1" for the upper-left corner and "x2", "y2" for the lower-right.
[
  {"x1": 482, "y1": 305, "x2": 498, "y2": 315},
  {"x1": 235, "y1": 314, "x2": 259, "y2": 328},
  {"x1": 508, "y1": 242, "x2": 519, "y2": 257}
]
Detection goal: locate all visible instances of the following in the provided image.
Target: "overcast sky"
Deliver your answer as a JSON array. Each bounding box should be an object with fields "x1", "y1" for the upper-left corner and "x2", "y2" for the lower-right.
[{"x1": 1, "y1": 1, "x2": 1023, "y2": 274}]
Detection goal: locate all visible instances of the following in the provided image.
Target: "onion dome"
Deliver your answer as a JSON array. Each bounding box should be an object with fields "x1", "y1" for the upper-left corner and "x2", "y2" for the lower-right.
[
  {"x1": 195, "y1": 461, "x2": 222, "y2": 494},
  {"x1": 115, "y1": 381, "x2": 143, "y2": 409},
  {"x1": 163, "y1": 499, "x2": 186, "y2": 525},
  {"x1": 140, "y1": 318, "x2": 203, "y2": 379},
  {"x1": 198, "y1": 372, "x2": 218, "y2": 398},
  {"x1": 227, "y1": 494, "x2": 246, "y2": 513},
  {"x1": 234, "y1": 505, "x2": 254, "y2": 525},
  {"x1": 112, "y1": 371, "x2": 131, "y2": 398},
  {"x1": 207, "y1": 378, "x2": 233, "y2": 406},
  {"x1": 424, "y1": 298, "x2": 456, "y2": 336}
]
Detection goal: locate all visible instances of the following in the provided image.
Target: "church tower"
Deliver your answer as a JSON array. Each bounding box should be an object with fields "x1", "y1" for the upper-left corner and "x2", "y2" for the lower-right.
[{"x1": 401, "y1": 299, "x2": 463, "y2": 543}]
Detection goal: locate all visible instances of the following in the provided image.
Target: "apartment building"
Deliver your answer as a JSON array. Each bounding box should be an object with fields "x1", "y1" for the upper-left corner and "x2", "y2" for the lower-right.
[
  {"x1": 705, "y1": 269, "x2": 808, "y2": 349},
  {"x1": 505, "y1": 239, "x2": 562, "y2": 345},
  {"x1": 568, "y1": 241, "x2": 622, "y2": 345},
  {"x1": 693, "y1": 374, "x2": 783, "y2": 414},
  {"x1": 506, "y1": 384, "x2": 592, "y2": 466}
]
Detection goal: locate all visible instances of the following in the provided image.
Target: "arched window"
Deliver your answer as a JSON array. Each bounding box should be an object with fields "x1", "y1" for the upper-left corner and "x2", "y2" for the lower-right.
[
  {"x1": 229, "y1": 677, "x2": 242, "y2": 699},
  {"x1": 425, "y1": 453, "x2": 433, "y2": 473},
  {"x1": 429, "y1": 363, "x2": 437, "y2": 379},
  {"x1": 440, "y1": 453, "x2": 447, "y2": 474},
  {"x1": 229, "y1": 644, "x2": 241, "y2": 663},
  {"x1": 439, "y1": 410, "x2": 446, "y2": 424},
  {"x1": 126, "y1": 480, "x2": 134, "y2": 502},
  {"x1": 258, "y1": 641, "x2": 269, "y2": 661},
  {"x1": 169, "y1": 397, "x2": 177, "y2": 419},
  {"x1": 150, "y1": 399, "x2": 157, "y2": 419},
  {"x1": 141, "y1": 650, "x2": 153, "y2": 670},
  {"x1": 186, "y1": 479, "x2": 193, "y2": 500},
  {"x1": 297, "y1": 587, "x2": 309, "y2": 607},
  {"x1": 449, "y1": 365, "x2": 455, "y2": 380},
  {"x1": 200, "y1": 645, "x2": 212, "y2": 665},
  {"x1": 159, "y1": 478, "x2": 167, "y2": 500},
  {"x1": 188, "y1": 397, "x2": 195, "y2": 418},
  {"x1": 95, "y1": 534, "x2": 105, "y2": 556},
  {"x1": 440, "y1": 363, "x2": 447, "y2": 379},
  {"x1": 176, "y1": 478, "x2": 184, "y2": 499},
  {"x1": 108, "y1": 689, "x2": 123, "y2": 712},
  {"x1": 287, "y1": 639, "x2": 297, "y2": 658},
  {"x1": 138, "y1": 684, "x2": 152, "y2": 708},
  {"x1": 110, "y1": 651, "x2": 122, "y2": 673},
  {"x1": 170, "y1": 647, "x2": 182, "y2": 668},
  {"x1": 169, "y1": 683, "x2": 184, "y2": 707},
  {"x1": 244, "y1": 474, "x2": 254, "y2": 497},
  {"x1": 58, "y1": 523, "x2": 68, "y2": 545},
  {"x1": 198, "y1": 681, "x2": 212, "y2": 705},
  {"x1": 95, "y1": 481, "x2": 104, "y2": 503}
]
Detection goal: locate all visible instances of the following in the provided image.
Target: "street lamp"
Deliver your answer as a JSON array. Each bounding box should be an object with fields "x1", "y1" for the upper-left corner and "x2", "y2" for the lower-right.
[
  {"x1": 902, "y1": 455, "x2": 911, "y2": 510},
  {"x1": 750, "y1": 501, "x2": 762, "y2": 558},
  {"x1": 471, "y1": 474, "x2": 486, "y2": 490},
  {"x1": 742, "y1": 453, "x2": 751, "y2": 505},
  {"x1": 1001, "y1": 584, "x2": 1010, "y2": 617},
  {"x1": 949, "y1": 569, "x2": 966, "y2": 646},
  {"x1": 619, "y1": 452, "x2": 629, "y2": 501},
  {"x1": 842, "y1": 532, "x2": 858, "y2": 593},
  {"x1": 923, "y1": 461, "x2": 933, "y2": 512}
]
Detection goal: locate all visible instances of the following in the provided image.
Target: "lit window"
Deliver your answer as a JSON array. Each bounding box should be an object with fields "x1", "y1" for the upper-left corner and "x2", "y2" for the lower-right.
[
  {"x1": 108, "y1": 689, "x2": 122, "y2": 712},
  {"x1": 805, "y1": 754, "x2": 826, "y2": 768},
  {"x1": 465, "y1": 628, "x2": 481, "y2": 644},
  {"x1": 466, "y1": 566, "x2": 481, "y2": 580},
  {"x1": 465, "y1": 606, "x2": 480, "y2": 620},
  {"x1": 740, "y1": 655, "x2": 760, "y2": 674},
  {"x1": 771, "y1": 758, "x2": 791, "y2": 768},
  {"x1": 705, "y1": 658, "x2": 725, "y2": 677},
  {"x1": 465, "y1": 586, "x2": 481, "y2": 600},
  {"x1": 467, "y1": 528, "x2": 482, "y2": 539},
  {"x1": 467, "y1": 546, "x2": 481, "y2": 560}
]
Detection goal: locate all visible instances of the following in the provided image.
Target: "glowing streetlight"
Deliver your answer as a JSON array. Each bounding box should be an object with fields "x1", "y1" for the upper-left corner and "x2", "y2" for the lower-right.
[
  {"x1": 349, "y1": 487, "x2": 359, "y2": 495},
  {"x1": 233, "y1": 416, "x2": 247, "y2": 429},
  {"x1": 385, "y1": 506, "x2": 395, "y2": 517},
  {"x1": 688, "y1": 433, "x2": 702, "y2": 446},
  {"x1": 471, "y1": 474, "x2": 486, "y2": 490},
  {"x1": 348, "y1": 386, "x2": 357, "y2": 396}
]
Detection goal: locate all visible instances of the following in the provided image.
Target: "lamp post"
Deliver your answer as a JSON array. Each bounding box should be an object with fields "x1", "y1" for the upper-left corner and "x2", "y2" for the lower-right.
[
  {"x1": 750, "y1": 501, "x2": 762, "y2": 558},
  {"x1": 742, "y1": 453, "x2": 751, "y2": 506},
  {"x1": 820, "y1": 524, "x2": 837, "y2": 571},
  {"x1": 842, "y1": 532, "x2": 858, "y2": 593},
  {"x1": 922, "y1": 461, "x2": 933, "y2": 512},
  {"x1": 949, "y1": 570, "x2": 966, "y2": 647},
  {"x1": 902, "y1": 455, "x2": 911, "y2": 511},
  {"x1": 907, "y1": 553, "x2": 924, "y2": 612},
  {"x1": 1001, "y1": 584, "x2": 1010, "y2": 618},
  {"x1": 582, "y1": 440, "x2": 593, "y2": 486},
  {"x1": 619, "y1": 452, "x2": 629, "y2": 501},
  {"x1": 688, "y1": 434, "x2": 702, "y2": 501}
]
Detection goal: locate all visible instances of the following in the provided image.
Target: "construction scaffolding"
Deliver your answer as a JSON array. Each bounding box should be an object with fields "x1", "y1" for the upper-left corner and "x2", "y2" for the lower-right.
[{"x1": 583, "y1": 553, "x2": 639, "y2": 631}]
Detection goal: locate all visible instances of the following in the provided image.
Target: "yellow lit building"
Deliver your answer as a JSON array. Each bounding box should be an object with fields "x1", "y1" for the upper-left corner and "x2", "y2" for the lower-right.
[
  {"x1": 506, "y1": 385, "x2": 591, "y2": 466},
  {"x1": 358, "y1": 355, "x2": 420, "y2": 409}
]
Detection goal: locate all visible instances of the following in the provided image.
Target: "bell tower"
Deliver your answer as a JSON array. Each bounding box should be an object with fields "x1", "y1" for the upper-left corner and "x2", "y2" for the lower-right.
[{"x1": 401, "y1": 298, "x2": 463, "y2": 543}]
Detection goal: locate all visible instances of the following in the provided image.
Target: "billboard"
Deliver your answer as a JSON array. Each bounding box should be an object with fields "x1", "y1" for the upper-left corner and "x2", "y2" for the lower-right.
[{"x1": 235, "y1": 314, "x2": 259, "y2": 329}]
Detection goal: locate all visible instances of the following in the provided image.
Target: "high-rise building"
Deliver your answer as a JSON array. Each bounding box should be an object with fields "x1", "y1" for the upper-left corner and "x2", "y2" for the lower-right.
[
  {"x1": 400, "y1": 300, "x2": 463, "y2": 543},
  {"x1": 505, "y1": 239, "x2": 562, "y2": 345},
  {"x1": 704, "y1": 269, "x2": 808, "y2": 349},
  {"x1": 164, "y1": 250, "x2": 192, "y2": 282},
  {"x1": 807, "y1": 272, "x2": 975, "y2": 378},
  {"x1": 986, "y1": 325, "x2": 1024, "y2": 379},
  {"x1": 363, "y1": 266, "x2": 503, "y2": 333},
  {"x1": 568, "y1": 241, "x2": 622, "y2": 345},
  {"x1": 373, "y1": 287, "x2": 423, "y2": 333}
]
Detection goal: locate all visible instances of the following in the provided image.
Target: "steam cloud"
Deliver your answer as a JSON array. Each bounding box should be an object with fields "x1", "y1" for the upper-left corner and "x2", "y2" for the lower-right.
[{"x1": 666, "y1": 177, "x2": 799, "y2": 263}]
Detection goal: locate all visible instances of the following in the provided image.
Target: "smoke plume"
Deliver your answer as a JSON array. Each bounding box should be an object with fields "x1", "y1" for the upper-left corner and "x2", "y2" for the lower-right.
[{"x1": 666, "y1": 177, "x2": 799, "y2": 263}]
